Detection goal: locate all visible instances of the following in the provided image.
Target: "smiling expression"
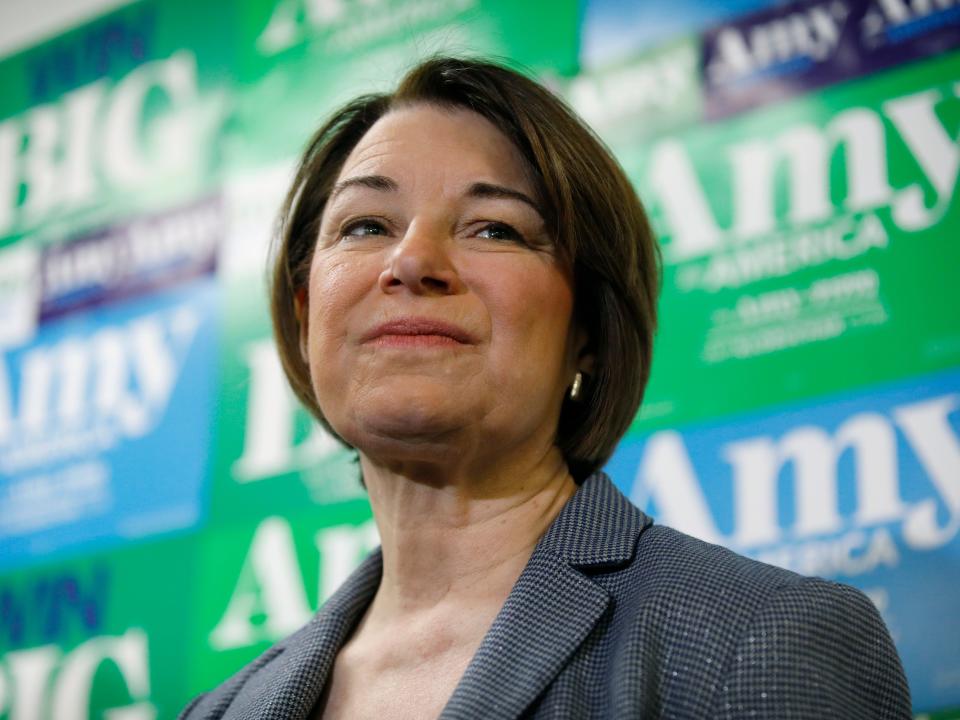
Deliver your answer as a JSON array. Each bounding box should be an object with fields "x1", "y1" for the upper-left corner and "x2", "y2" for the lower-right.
[{"x1": 301, "y1": 104, "x2": 586, "y2": 467}]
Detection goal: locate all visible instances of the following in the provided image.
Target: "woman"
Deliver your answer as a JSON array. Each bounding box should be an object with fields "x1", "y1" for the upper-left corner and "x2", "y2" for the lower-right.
[{"x1": 182, "y1": 57, "x2": 910, "y2": 719}]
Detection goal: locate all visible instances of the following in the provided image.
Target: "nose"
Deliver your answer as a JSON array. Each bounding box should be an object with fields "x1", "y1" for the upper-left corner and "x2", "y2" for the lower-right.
[{"x1": 378, "y1": 222, "x2": 464, "y2": 295}]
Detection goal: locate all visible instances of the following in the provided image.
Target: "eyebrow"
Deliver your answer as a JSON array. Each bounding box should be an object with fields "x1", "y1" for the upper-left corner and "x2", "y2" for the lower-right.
[
  {"x1": 467, "y1": 182, "x2": 543, "y2": 218},
  {"x1": 329, "y1": 174, "x2": 399, "y2": 201},
  {"x1": 328, "y1": 175, "x2": 543, "y2": 217}
]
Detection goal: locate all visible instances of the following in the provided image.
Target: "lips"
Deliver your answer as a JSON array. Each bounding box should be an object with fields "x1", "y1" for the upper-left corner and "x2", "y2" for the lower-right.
[{"x1": 361, "y1": 318, "x2": 477, "y2": 345}]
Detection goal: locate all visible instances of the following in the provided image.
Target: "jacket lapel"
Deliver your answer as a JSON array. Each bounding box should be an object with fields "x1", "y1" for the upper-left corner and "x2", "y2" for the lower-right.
[
  {"x1": 226, "y1": 549, "x2": 383, "y2": 720},
  {"x1": 440, "y1": 474, "x2": 651, "y2": 720},
  {"x1": 439, "y1": 552, "x2": 609, "y2": 720}
]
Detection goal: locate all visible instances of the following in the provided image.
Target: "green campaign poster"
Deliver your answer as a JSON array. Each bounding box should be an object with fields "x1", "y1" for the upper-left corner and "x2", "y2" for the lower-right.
[
  {"x1": 225, "y1": 0, "x2": 583, "y2": 168},
  {"x1": 0, "y1": 536, "x2": 198, "y2": 719},
  {"x1": 0, "y1": 0, "x2": 236, "y2": 252},
  {"x1": 621, "y1": 52, "x2": 960, "y2": 433}
]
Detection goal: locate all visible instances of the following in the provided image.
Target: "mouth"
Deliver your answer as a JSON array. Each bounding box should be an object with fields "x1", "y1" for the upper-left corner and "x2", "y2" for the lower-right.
[{"x1": 361, "y1": 318, "x2": 477, "y2": 347}]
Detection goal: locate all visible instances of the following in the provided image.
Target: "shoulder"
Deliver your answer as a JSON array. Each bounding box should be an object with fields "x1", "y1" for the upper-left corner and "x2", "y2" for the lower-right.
[
  {"x1": 568, "y1": 475, "x2": 817, "y2": 620},
  {"x1": 624, "y1": 520, "x2": 898, "y2": 642},
  {"x1": 715, "y1": 570, "x2": 911, "y2": 718},
  {"x1": 624, "y1": 522, "x2": 811, "y2": 611},
  {"x1": 582, "y1": 478, "x2": 881, "y2": 632},
  {"x1": 598, "y1": 521, "x2": 811, "y2": 660},
  {"x1": 600, "y1": 522, "x2": 911, "y2": 718}
]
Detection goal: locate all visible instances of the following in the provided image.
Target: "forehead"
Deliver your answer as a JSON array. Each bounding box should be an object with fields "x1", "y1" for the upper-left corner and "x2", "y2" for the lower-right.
[{"x1": 337, "y1": 103, "x2": 536, "y2": 192}]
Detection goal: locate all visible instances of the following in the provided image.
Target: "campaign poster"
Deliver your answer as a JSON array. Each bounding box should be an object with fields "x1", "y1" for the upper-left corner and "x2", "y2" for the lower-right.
[
  {"x1": 0, "y1": 0, "x2": 234, "y2": 252},
  {"x1": 225, "y1": 0, "x2": 584, "y2": 170},
  {"x1": 620, "y1": 51, "x2": 960, "y2": 433},
  {"x1": 605, "y1": 368, "x2": 960, "y2": 712},
  {"x1": 702, "y1": 0, "x2": 960, "y2": 119},
  {"x1": 0, "y1": 536, "x2": 199, "y2": 719},
  {"x1": 0, "y1": 260, "x2": 218, "y2": 571}
]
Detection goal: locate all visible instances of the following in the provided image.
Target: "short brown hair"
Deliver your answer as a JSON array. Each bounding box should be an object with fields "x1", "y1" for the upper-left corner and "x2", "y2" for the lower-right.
[{"x1": 270, "y1": 56, "x2": 660, "y2": 480}]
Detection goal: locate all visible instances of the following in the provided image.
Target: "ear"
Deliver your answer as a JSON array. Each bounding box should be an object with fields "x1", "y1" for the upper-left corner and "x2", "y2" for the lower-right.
[
  {"x1": 571, "y1": 324, "x2": 596, "y2": 376},
  {"x1": 294, "y1": 286, "x2": 309, "y2": 364}
]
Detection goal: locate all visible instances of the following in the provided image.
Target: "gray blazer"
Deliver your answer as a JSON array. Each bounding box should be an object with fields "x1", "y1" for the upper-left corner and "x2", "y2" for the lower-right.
[{"x1": 181, "y1": 473, "x2": 911, "y2": 719}]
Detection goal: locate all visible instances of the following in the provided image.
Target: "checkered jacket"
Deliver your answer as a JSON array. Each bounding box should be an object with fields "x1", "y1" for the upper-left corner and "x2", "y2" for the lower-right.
[{"x1": 180, "y1": 473, "x2": 911, "y2": 719}]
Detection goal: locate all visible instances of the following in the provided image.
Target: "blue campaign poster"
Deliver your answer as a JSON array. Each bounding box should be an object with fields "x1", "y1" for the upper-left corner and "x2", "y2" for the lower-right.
[
  {"x1": 605, "y1": 369, "x2": 960, "y2": 710},
  {"x1": 0, "y1": 279, "x2": 217, "y2": 571},
  {"x1": 700, "y1": 0, "x2": 960, "y2": 119}
]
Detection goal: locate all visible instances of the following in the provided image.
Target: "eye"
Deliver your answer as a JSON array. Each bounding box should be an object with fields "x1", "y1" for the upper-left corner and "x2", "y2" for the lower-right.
[
  {"x1": 342, "y1": 219, "x2": 388, "y2": 239},
  {"x1": 476, "y1": 222, "x2": 525, "y2": 243}
]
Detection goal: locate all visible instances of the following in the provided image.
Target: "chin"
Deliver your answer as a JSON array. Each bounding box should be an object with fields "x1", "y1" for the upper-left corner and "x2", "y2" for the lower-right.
[
  {"x1": 332, "y1": 388, "x2": 475, "y2": 453},
  {"x1": 364, "y1": 403, "x2": 466, "y2": 442}
]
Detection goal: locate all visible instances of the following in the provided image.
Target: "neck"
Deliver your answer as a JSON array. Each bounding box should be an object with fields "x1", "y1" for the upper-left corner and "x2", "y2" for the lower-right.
[{"x1": 358, "y1": 446, "x2": 578, "y2": 622}]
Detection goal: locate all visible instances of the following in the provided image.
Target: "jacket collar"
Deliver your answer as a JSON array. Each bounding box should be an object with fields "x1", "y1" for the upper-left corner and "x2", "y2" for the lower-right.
[
  {"x1": 535, "y1": 470, "x2": 652, "y2": 568},
  {"x1": 224, "y1": 472, "x2": 651, "y2": 720}
]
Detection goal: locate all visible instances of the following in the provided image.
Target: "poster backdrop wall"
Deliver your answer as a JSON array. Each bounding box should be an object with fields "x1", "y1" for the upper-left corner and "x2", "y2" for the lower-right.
[{"x1": 0, "y1": 0, "x2": 958, "y2": 717}]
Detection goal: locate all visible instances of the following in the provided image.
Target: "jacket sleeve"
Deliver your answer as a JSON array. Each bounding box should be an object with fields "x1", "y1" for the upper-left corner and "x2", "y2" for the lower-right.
[{"x1": 711, "y1": 577, "x2": 912, "y2": 719}]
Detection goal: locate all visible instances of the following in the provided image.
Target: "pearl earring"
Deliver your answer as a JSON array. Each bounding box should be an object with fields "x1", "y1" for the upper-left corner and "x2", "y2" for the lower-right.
[{"x1": 569, "y1": 371, "x2": 583, "y2": 401}]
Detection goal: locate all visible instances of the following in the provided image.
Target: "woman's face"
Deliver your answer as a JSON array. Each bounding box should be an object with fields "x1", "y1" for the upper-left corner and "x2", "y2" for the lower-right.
[{"x1": 302, "y1": 104, "x2": 583, "y2": 467}]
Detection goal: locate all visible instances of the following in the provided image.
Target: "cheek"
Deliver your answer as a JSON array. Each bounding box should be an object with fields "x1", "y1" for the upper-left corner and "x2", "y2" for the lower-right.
[
  {"x1": 308, "y1": 254, "x2": 368, "y2": 335},
  {"x1": 484, "y1": 264, "x2": 576, "y2": 376},
  {"x1": 303, "y1": 254, "x2": 380, "y2": 425}
]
